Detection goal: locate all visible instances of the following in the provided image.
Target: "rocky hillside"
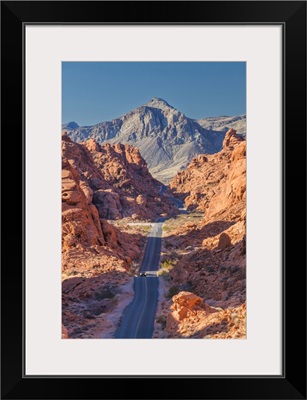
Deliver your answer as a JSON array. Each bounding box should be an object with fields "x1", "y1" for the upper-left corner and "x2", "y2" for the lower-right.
[
  {"x1": 170, "y1": 128, "x2": 246, "y2": 220},
  {"x1": 62, "y1": 133, "x2": 176, "y2": 337},
  {"x1": 64, "y1": 98, "x2": 231, "y2": 183},
  {"x1": 156, "y1": 129, "x2": 246, "y2": 339},
  {"x1": 62, "y1": 134, "x2": 145, "y2": 268},
  {"x1": 62, "y1": 132, "x2": 176, "y2": 221}
]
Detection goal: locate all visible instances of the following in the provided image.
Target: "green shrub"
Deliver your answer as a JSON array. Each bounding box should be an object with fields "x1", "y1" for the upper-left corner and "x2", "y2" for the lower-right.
[{"x1": 157, "y1": 259, "x2": 176, "y2": 277}]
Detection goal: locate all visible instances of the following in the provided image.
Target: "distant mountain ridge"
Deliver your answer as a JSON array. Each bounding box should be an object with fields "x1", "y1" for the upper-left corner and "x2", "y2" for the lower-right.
[
  {"x1": 63, "y1": 98, "x2": 246, "y2": 183},
  {"x1": 197, "y1": 115, "x2": 246, "y2": 136}
]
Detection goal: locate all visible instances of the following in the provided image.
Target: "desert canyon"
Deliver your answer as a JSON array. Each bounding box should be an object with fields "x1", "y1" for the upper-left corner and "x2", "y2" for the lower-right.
[{"x1": 62, "y1": 98, "x2": 246, "y2": 339}]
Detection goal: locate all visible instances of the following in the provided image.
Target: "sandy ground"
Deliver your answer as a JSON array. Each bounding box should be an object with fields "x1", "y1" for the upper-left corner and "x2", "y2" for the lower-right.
[
  {"x1": 92, "y1": 278, "x2": 135, "y2": 338},
  {"x1": 127, "y1": 223, "x2": 154, "y2": 226},
  {"x1": 153, "y1": 276, "x2": 170, "y2": 338}
]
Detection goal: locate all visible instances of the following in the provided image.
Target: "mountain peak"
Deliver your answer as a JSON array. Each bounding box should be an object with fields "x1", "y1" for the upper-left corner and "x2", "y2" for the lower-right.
[
  {"x1": 63, "y1": 121, "x2": 79, "y2": 130},
  {"x1": 144, "y1": 97, "x2": 173, "y2": 109}
]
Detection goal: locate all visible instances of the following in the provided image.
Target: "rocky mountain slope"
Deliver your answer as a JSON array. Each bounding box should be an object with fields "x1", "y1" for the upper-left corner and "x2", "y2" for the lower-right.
[
  {"x1": 197, "y1": 115, "x2": 246, "y2": 136},
  {"x1": 156, "y1": 129, "x2": 246, "y2": 338},
  {"x1": 64, "y1": 98, "x2": 241, "y2": 183}
]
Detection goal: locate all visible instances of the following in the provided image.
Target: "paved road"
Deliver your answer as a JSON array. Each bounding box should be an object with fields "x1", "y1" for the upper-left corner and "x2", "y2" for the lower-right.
[
  {"x1": 158, "y1": 185, "x2": 167, "y2": 194},
  {"x1": 115, "y1": 220, "x2": 164, "y2": 338},
  {"x1": 171, "y1": 197, "x2": 190, "y2": 214},
  {"x1": 115, "y1": 276, "x2": 159, "y2": 338},
  {"x1": 115, "y1": 197, "x2": 185, "y2": 338},
  {"x1": 172, "y1": 197, "x2": 184, "y2": 208}
]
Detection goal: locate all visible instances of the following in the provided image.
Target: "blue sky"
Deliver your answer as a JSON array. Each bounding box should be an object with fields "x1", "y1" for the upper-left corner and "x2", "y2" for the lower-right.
[{"x1": 62, "y1": 62, "x2": 246, "y2": 126}]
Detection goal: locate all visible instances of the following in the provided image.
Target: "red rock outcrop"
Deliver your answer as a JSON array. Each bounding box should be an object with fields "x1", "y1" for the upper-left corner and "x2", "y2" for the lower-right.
[
  {"x1": 161, "y1": 129, "x2": 246, "y2": 338},
  {"x1": 166, "y1": 291, "x2": 215, "y2": 331},
  {"x1": 62, "y1": 157, "x2": 106, "y2": 251},
  {"x1": 62, "y1": 133, "x2": 177, "y2": 337},
  {"x1": 165, "y1": 292, "x2": 246, "y2": 339},
  {"x1": 62, "y1": 136, "x2": 142, "y2": 274},
  {"x1": 165, "y1": 291, "x2": 246, "y2": 338},
  {"x1": 83, "y1": 139, "x2": 176, "y2": 220},
  {"x1": 170, "y1": 128, "x2": 245, "y2": 221},
  {"x1": 63, "y1": 133, "x2": 176, "y2": 221},
  {"x1": 62, "y1": 131, "x2": 179, "y2": 276}
]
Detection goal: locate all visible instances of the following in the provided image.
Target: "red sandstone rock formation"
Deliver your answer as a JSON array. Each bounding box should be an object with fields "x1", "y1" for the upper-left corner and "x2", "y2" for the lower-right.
[
  {"x1": 169, "y1": 128, "x2": 245, "y2": 221},
  {"x1": 166, "y1": 291, "x2": 246, "y2": 338},
  {"x1": 62, "y1": 133, "x2": 176, "y2": 222},
  {"x1": 83, "y1": 139, "x2": 175, "y2": 220},
  {"x1": 62, "y1": 133, "x2": 176, "y2": 337},
  {"x1": 162, "y1": 129, "x2": 246, "y2": 338}
]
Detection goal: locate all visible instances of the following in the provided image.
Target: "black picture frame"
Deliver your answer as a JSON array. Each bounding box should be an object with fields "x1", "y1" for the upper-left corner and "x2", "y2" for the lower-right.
[{"x1": 1, "y1": 1, "x2": 306, "y2": 399}]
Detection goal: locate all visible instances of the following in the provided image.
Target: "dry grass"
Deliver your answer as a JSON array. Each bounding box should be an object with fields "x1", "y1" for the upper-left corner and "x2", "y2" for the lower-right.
[
  {"x1": 157, "y1": 259, "x2": 176, "y2": 277},
  {"x1": 162, "y1": 211, "x2": 204, "y2": 236}
]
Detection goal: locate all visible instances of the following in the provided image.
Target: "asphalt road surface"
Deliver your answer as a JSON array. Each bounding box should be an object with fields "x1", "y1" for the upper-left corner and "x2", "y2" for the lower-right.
[
  {"x1": 115, "y1": 196, "x2": 185, "y2": 338},
  {"x1": 171, "y1": 197, "x2": 184, "y2": 208},
  {"x1": 115, "y1": 220, "x2": 164, "y2": 338}
]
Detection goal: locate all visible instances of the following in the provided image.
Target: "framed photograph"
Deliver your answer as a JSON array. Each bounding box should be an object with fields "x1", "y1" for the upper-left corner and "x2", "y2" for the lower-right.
[{"x1": 1, "y1": 1, "x2": 306, "y2": 399}]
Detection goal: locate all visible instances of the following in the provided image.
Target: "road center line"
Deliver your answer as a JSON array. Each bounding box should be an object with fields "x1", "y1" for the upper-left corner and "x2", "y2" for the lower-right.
[{"x1": 133, "y1": 278, "x2": 148, "y2": 338}]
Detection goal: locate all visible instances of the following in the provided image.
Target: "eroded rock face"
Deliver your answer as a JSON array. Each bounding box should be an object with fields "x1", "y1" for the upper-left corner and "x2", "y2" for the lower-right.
[
  {"x1": 62, "y1": 132, "x2": 173, "y2": 277},
  {"x1": 62, "y1": 157, "x2": 106, "y2": 251},
  {"x1": 170, "y1": 129, "x2": 246, "y2": 221},
  {"x1": 162, "y1": 129, "x2": 246, "y2": 339},
  {"x1": 222, "y1": 128, "x2": 243, "y2": 148},
  {"x1": 62, "y1": 136, "x2": 141, "y2": 280},
  {"x1": 62, "y1": 134, "x2": 176, "y2": 222},
  {"x1": 165, "y1": 294, "x2": 246, "y2": 339},
  {"x1": 62, "y1": 133, "x2": 177, "y2": 337},
  {"x1": 82, "y1": 139, "x2": 176, "y2": 220},
  {"x1": 166, "y1": 291, "x2": 215, "y2": 332}
]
